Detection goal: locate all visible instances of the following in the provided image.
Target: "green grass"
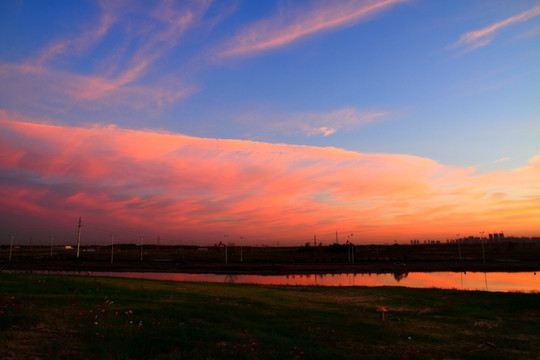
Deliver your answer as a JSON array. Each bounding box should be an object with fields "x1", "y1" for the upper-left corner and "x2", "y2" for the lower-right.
[{"x1": 1, "y1": 273, "x2": 539, "y2": 359}]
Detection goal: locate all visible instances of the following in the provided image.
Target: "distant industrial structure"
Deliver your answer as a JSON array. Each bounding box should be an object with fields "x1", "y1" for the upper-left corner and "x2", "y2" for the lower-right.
[
  {"x1": 406, "y1": 232, "x2": 540, "y2": 246},
  {"x1": 488, "y1": 233, "x2": 505, "y2": 241}
]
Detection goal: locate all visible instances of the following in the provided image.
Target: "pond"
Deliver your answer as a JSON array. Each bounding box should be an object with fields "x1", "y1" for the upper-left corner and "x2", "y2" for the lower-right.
[{"x1": 21, "y1": 270, "x2": 540, "y2": 292}]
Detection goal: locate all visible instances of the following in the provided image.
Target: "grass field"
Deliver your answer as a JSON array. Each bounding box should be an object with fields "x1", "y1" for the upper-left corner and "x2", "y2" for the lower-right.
[{"x1": 1, "y1": 273, "x2": 539, "y2": 359}]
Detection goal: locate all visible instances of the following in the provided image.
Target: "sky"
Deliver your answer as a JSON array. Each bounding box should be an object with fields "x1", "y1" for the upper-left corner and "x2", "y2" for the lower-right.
[{"x1": 1, "y1": 0, "x2": 539, "y2": 246}]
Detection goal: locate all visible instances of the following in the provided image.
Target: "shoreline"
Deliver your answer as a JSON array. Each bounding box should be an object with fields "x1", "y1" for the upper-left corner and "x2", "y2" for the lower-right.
[{"x1": 2, "y1": 259, "x2": 539, "y2": 275}]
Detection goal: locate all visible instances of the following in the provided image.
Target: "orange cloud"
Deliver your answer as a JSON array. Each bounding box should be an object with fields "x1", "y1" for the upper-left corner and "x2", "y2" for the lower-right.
[
  {"x1": 217, "y1": 0, "x2": 407, "y2": 59},
  {"x1": 452, "y1": 4, "x2": 540, "y2": 52},
  {"x1": 1, "y1": 112, "x2": 539, "y2": 244}
]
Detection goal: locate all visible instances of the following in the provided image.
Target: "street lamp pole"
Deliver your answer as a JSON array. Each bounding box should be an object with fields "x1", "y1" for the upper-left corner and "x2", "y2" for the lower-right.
[
  {"x1": 49, "y1": 236, "x2": 55, "y2": 259},
  {"x1": 350, "y1": 234, "x2": 354, "y2": 264},
  {"x1": 240, "y1": 237, "x2": 243, "y2": 263},
  {"x1": 110, "y1": 235, "x2": 115, "y2": 264},
  {"x1": 140, "y1": 236, "x2": 144, "y2": 262},
  {"x1": 456, "y1": 234, "x2": 462, "y2": 261},
  {"x1": 224, "y1": 235, "x2": 228, "y2": 265},
  {"x1": 9, "y1": 235, "x2": 14, "y2": 262},
  {"x1": 480, "y1": 231, "x2": 485, "y2": 264}
]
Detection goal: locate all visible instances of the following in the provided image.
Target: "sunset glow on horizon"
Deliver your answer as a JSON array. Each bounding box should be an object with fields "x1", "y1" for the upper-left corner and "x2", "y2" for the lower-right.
[{"x1": 1, "y1": 1, "x2": 539, "y2": 245}]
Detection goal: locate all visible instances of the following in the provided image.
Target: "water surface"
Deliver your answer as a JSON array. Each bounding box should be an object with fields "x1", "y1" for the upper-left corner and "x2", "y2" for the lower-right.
[{"x1": 26, "y1": 270, "x2": 539, "y2": 292}]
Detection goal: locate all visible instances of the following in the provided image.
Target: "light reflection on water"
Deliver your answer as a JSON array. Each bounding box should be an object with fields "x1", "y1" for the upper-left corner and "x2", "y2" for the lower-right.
[{"x1": 29, "y1": 270, "x2": 540, "y2": 292}]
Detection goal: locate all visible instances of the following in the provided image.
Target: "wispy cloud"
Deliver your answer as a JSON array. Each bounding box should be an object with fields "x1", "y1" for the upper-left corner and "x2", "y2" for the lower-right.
[
  {"x1": 237, "y1": 107, "x2": 388, "y2": 137},
  {"x1": 494, "y1": 156, "x2": 511, "y2": 164},
  {"x1": 0, "y1": 62, "x2": 197, "y2": 120},
  {"x1": 529, "y1": 154, "x2": 540, "y2": 165},
  {"x1": 302, "y1": 107, "x2": 388, "y2": 136},
  {"x1": 2, "y1": 112, "x2": 539, "y2": 243},
  {"x1": 0, "y1": 0, "x2": 210, "y2": 116},
  {"x1": 452, "y1": 4, "x2": 540, "y2": 52},
  {"x1": 217, "y1": 0, "x2": 407, "y2": 59},
  {"x1": 35, "y1": 2, "x2": 118, "y2": 67}
]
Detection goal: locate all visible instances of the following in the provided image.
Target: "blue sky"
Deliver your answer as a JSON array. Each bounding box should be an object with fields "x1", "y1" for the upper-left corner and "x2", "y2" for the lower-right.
[
  {"x1": 2, "y1": 1, "x2": 538, "y2": 168},
  {"x1": 1, "y1": 0, "x2": 539, "y2": 244}
]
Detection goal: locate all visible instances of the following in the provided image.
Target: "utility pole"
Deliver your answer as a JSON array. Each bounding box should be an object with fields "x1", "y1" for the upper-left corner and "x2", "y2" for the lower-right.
[
  {"x1": 224, "y1": 235, "x2": 228, "y2": 264},
  {"x1": 346, "y1": 234, "x2": 355, "y2": 264},
  {"x1": 8, "y1": 235, "x2": 14, "y2": 262},
  {"x1": 240, "y1": 237, "x2": 243, "y2": 263},
  {"x1": 140, "y1": 236, "x2": 144, "y2": 262},
  {"x1": 480, "y1": 231, "x2": 485, "y2": 264},
  {"x1": 456, "y1": 234, "x2": 462, "y2": 261},
  {"x1": 49, "y1": 236, "x2": 55, "y2": 259},
  {"x1": 351, "y1": 234, "x2": 354, "y2": 264},
  {"x1": 110, "y1": 235, "x2": 115, "y2": 264},
  {"x1": 76, "y1": 216, "x2": 82, "y2": 259}
]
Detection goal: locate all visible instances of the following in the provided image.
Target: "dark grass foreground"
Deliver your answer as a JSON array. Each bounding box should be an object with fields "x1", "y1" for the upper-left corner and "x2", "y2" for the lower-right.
[{"x1": 1, "y1": 273, "x2": 539, "y2": 359}]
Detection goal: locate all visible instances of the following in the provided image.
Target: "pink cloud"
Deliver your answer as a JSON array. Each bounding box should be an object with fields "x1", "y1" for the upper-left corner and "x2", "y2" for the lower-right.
[
  {"x1": 217, "y1": 0, "x2": 407, "y2": 59},
  {"x1": 35, "y1": 6, "x2": 117, "y2": 67},
  {"x1": 1, "y1": 113, "x2": 539, "y2": 244},
  {"x1": 0, "y1": 1, "x2": 208, "y2": 116},
  {"x1": 452, "y1": 4, "x2": 540, "y2": 52},
  {"x1": 237, "y1": 107, "x2": 388, "y2": 137},
  {"x1": 494, "y1": 156, "x2": 511, "y2": 164},
  {"x1": 0, "y1": 61, "x2": 197, "y2": 116},
  {"x1": 309, "y1": 127, "x2": 337, "y2": 137}
]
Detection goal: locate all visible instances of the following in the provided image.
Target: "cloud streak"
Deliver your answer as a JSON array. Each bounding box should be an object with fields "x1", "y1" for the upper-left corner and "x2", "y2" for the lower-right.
[
  {"x1": 0, "y1": 1, "x2": 209, "y2": 117},
  {"x1": 452, "y1": 4, "x2": 540, "y2": 52},
  {"x1": 35, "y1": 2, "x2": 118, "y2": 67},
  {"x1": 217, "y1": 0, "x2": 407, "y2": 59},
  {"x1": 298, "y1": 107, "x2": 388, "y2": 137},
  {"x1": 1, "y1": 112, "x2": 539, "y2": 244},
  {"x1": 237, "y1": 107, "x2": 388, "y2": 138}
]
